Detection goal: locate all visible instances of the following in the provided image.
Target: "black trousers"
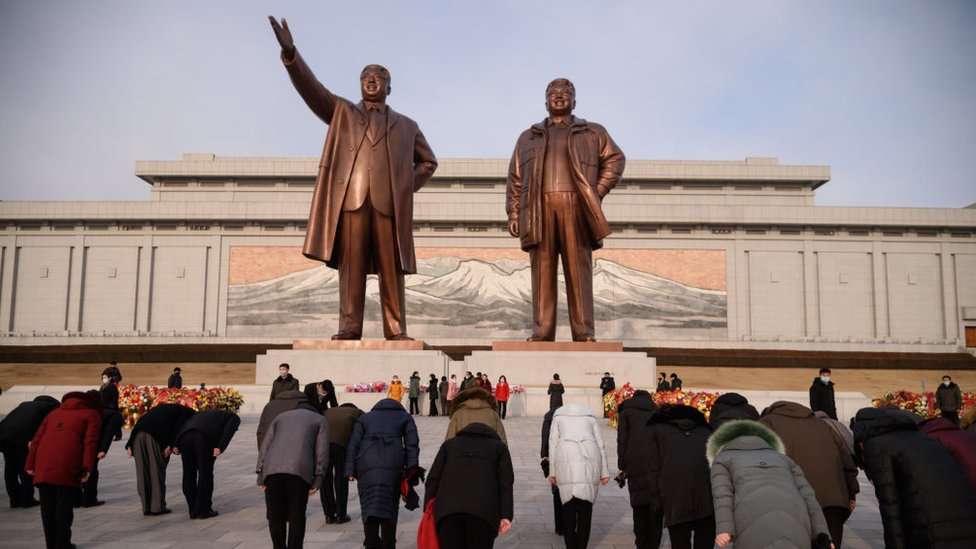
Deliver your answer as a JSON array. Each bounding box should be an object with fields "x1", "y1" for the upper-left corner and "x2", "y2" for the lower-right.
[
  {"x1": 1, "y1": 442, "x2": 34, "y2": 506},
  {"x1": 80, "y1": 461, "x2": 100, "y2": 506},
  {"x1": 265, "y1": 473, "x2": 309, "y2": 549},
  {"x1": 498, "y1": 401, "x2": 508, "y2": 419},
  {"x1": 667, "y1": 516, "x2": 716, "y2": 549},
  {"x1": 321, "y1": 443, "x2": 349, "y2": 518},
  {"x1": 561, "y1": 497, "x2": 593, "y2": 549},
  {"x1": 429, "y1": 398, "x2": 438, "y2": 417},
  {"x1": 179, "y1": 430, "x2": 216, "y2": 517},
  {"x1": 941, "y1": 409, "x2": 960, "y2": 424},
  {"x1": 437, "y1": 513, "x2": 496, "y2": 549},
  {"x1": 822, "y1": 506, "x2": 851, "y2": 548},
  {"x1": 632, "y1": 505, "x2": 664, "y2": 549},
  {"x1": 409, "y1": 397, "x2": 420, "y2": 415},
  {"x1": 364, "y1": 516, "x2": 397, "y2": 549},
  {"x1": 551, "y1": 486, "x2": 563, "y2": 534},
  {"x1": 38, "y1": 484, "x2": 74, "y2": 549}
]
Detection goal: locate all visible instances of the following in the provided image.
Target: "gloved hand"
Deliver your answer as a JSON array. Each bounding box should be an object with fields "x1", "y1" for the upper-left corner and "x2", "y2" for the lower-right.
[{"x1": 614, "y1": 471, "x2": 627, "y2": 488}]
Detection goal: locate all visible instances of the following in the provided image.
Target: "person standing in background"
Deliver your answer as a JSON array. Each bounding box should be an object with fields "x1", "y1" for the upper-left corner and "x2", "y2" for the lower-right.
[
  {"x1": 167, "y1": 368, "x2": 183, "y2": 389},
  {"x1": 270, "y1": 363, "x2": 300, "y2": 401},
  {"x1": 100, "y1": 365, "x2": 123, "y2": 441},
  {"x1": 387, "y1": 375, "x2": 405, "y2": 403},
  {"x1": 482, "y1": 373, "x2": 493, "y2": 395},
  {"x1": 809, "y1": 368, "x2": 837, "y2": 420},
  {"x1": 408, "y1": 371, "x2": 422, "y2": 416},
  {"x1": 438, "y1": 376, "x2": 449, "y2": 417},
  {"x1": 669, "y1": 373, "x2": 683, "y2": 391},
  {"x1": 447, "y1": 374, "x2": 460, "y2": 415},
  {"x1": 936, "y1": 375, "x2": 964, "y2": 424},
  {"x1": 322, "y1": 403, "x2": 363, "y2": 524},
  {"x1": 496, "y1": 376, "x2": 511, "y2": 420},
  {"x1": 0, "y1": 395, "x2": 60, "y2": 508},
  {"x1": 548, "y1": 374, "x2": 565, "y2": 411},
  {"x1": 599, "y1": 372, "x2": 615, "y2": 418},
  {"x1": 460, "y1": 371, "x2": 475, "y2": 391},
  {"x1": 427, "y1": 374, "x2": 440, "y2": 417},
  {"x1": 656, "y1": 372, "x2": 671, "y2": 393}
]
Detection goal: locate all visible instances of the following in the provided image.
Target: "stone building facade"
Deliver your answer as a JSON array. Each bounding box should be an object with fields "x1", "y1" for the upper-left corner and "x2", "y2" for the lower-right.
[{"x1": 1, "y1": 153, "x2": 974, "y2": 351}]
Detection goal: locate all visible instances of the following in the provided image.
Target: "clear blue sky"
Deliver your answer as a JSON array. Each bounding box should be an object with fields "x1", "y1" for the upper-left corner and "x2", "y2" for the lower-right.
[{"x1": 1, "y1": 1, "x2": 974, "y2": 207}]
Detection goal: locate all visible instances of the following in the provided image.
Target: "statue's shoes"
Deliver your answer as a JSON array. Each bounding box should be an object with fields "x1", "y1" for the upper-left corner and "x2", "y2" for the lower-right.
[
  {"x1": 388, "y1": 334, "x2": 415, "y2": 341},
  {"x1": 331, "y1": 332, "x2": 361, "y2": 340}
]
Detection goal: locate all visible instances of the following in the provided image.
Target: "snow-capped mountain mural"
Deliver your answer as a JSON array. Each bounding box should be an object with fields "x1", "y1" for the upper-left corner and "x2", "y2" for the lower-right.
[{"x1": 226, "y1": 247, "x2": 728, "y2": 342}]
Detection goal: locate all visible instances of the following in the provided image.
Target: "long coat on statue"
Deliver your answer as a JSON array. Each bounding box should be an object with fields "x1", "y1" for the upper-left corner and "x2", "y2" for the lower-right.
[{"x1": 282, "y1": 50, "x2": 438, "y2": 274}]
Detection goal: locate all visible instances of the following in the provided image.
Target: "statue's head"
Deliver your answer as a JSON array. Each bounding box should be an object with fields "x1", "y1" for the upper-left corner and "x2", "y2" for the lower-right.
[
  {"x1": 361, "y1": 64, "x2": 391, "y2": 102},
  {"x1": 545, "y1": 78, "x2": 575, "y2": 117}
]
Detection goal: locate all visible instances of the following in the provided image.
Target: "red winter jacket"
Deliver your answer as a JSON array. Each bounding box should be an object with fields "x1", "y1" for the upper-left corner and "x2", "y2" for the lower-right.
[
  {"x1": 921, "y1": 417, "x2": 976, "y2": 491},
  {"x1": 495, "y1": 382, "x2": 510, "y2": 402},
  {"x1": 26, "y1": 392, "x2": 102, "y2": 487}
]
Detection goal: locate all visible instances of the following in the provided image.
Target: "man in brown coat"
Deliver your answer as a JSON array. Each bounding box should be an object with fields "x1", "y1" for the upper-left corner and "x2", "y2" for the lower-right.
[
  {"x1": 322, "y1": 403, "x2": 363, "y2": 523},
  {"x1": 506, "y1": 78, "x2": 625, "y2": 341},
  {"x1": 270, "y1": 17, "x2": 437, "y2": 340},
  {"x1": 760, "y1": 401, "x2": 859, "y2": 548}
]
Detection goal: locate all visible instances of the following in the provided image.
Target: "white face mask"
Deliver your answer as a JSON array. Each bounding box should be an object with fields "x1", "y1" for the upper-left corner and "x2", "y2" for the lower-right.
[
  {"x1": 821, "y1": 376, "x2": 831, "y2": 384},
  {"x1": 102, "y1": 375, "x2": 110, "y2": 384},
  {"x1": 943, "y1": 381, "x2": 951, "y2": 387}
]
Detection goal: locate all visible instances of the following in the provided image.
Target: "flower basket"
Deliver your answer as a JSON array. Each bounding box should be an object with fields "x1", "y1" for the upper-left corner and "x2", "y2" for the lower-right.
[
  {"x1": 345, "y1": 381, "x2": 388, "y2": 393},
  {"x1": 118, "y1": 384, "x2": 244, "y2": 428},
  {"x1": 872, "y1": 390, "x2": 976, "y2": 419},
  {"x1": 605, "y1": 384, "x2": 721, "y2": 428}
]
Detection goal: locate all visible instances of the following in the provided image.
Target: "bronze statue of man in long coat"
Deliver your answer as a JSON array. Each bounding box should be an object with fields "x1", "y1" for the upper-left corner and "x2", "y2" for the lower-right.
[
  {"x1": 506, "y1": 78, "x2": 625, "y2": 341},
  {"x1": 269, "y1": 17, "x2": 437, "y2": 340}
]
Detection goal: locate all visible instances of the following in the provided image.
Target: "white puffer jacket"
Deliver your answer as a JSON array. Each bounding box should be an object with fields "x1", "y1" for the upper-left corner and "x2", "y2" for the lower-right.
[{"x1": 549, "y1": 403, "x2": 610, "y2": 504}]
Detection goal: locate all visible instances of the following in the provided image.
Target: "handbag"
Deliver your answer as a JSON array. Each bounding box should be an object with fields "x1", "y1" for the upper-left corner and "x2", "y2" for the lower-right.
[{"x1": 417, "y1": 498, "x2": 440, "y2": 549}]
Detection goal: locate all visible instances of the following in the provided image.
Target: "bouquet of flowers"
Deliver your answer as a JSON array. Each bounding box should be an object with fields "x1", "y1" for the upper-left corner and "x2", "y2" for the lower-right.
[
  {"x1": 345, "y1": 381, "x2": 388, "y2": 393},
  {"x1": 873, "y1": 389, "x2": 976, "y2": 419},
  {"x1": 510, "y1": 384, "x2": 525, "y2": 394},
  {"x1": 118, "y1": 384, "x2": 244, "y2": 428},
  {"x1": 606, "y1": 384, "x2": 721, "y2": 428}
]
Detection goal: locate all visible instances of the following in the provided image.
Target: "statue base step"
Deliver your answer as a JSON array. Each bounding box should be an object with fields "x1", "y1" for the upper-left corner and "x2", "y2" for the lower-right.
[
  {"x1": 293, "y1": 339, "x2": 430, "y2": 351},
  {"x1": 491, "y1": 340, "x2": 623, "y2": 352},
  {"x1": 256, "y1": 348, "x2": 449, "y2": 385}
]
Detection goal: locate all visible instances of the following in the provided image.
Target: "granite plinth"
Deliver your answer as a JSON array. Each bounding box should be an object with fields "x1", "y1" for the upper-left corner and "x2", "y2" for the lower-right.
[
  {"x1": 491, "y1": 340, "x2": 624, "y2": 352},
  {"x1": 293, "y1": 339, "x2": 430, "y2": 351},
  {"x1": 462, "y1": 350, "x2": 656, "y2": 388}
]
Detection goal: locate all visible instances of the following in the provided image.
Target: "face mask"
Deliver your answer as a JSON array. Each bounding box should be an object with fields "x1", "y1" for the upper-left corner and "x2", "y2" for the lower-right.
[
  {"x1": 943, "y1": 381, "x2": 951, "y2": 387},
  {"x1": 821, "y1": 376, "x2": 831, "y2": 384},
  {"x1": 102, "y1": 376, "x2": 109, "y2": 384}
]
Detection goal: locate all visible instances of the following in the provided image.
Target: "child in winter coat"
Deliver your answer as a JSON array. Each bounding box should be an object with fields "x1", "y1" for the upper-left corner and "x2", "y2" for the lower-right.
[
  {"x1": 26, "y1": 392, "x2": 102, "y2": 549},
  {"x1": 707, "y1": 420, "x2": 832, "y2": 549},
  {"x1": 548, "y1": 403, "x2": 610, "y2": 549}
]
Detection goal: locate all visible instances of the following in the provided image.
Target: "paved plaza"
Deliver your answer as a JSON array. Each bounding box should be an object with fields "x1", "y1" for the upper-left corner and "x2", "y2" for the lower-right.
[{"x1": 0, "y1": 414, "x2": 885, "y2": 548}]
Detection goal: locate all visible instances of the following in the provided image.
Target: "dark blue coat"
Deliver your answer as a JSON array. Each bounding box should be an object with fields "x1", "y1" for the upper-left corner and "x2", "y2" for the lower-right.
[{"x1": 345, "y1": 399, "x2": 419, "y2": 521}]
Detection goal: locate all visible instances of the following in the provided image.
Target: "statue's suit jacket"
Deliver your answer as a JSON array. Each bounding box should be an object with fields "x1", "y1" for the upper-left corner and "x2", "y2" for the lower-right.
[{"x1": 282, "y1": 50, "x2": 437, "y2": 274}]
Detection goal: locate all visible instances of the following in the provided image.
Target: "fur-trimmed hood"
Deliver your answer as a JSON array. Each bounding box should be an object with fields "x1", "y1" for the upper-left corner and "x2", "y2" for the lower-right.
[
  {"x1": 706, "y1": 419, "x2": 785, "y2": 464},
  {"x1": 450, "y1": 387, "x2": 497, "y2": 417}
]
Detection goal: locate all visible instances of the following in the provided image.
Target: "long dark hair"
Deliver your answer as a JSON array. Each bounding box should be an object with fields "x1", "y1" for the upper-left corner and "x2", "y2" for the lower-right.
[{"x1": 102, "y1": 366, "x2": 122, "y2": 384}]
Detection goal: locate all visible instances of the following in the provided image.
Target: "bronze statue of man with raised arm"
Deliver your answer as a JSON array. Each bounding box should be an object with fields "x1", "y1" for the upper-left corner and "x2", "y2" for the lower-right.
[
  {"x1": 506, "y1": 78, "x2": 625, "y2": 342},
  {"x1": 269, "y1": 17, "x2": 437, "y2": 341}
]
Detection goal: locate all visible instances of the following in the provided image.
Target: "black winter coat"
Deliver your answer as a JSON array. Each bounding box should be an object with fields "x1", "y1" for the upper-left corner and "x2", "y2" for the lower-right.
[
  {"x1": 708, "y1": 392, "x2": 759, "y2": 430},
  {"x1": 125, "y1": 403, "x2": 196, "y2": 450},
  {"x1": 97, "y1": 409, "x2": 124, "y2": 454},
  {"x1": 656, "y1": 379, "x2": 671, "y2": 392},
  {"x1": 257, "y1": 390, "x2": 317, "y2": 447},
  {"x1": 345, "y1": 399, "x2": 420, "y2": 521},
  {"x1": 167, "y1": 373, "x2": 183, "y2": 389},
  {"x1": 0, "y1": 396, "x2": 60, "y2": 445},
  {"x1": 646, "y1": 405, "x2": 714, "y2": 526},
  {"x1": 547, "y1": 382, "x2": 565, "y2": 410},
  {"x1": 616, "y1": 393, "x2": 658, "y2": 506},
  {"x1": 176, "y1": 410, "x2": 241, "y2": 453},
  {"x1": 809, "y1": 378, "x2": 837, "y2": 420},
  {"x1": 600, "y1": 376, "x2": 615, "y2": 395},
  {"x1": 99, "y1": 383, "x2": 119, "y2": 411},
  {"x1": 270, "y1": 374, "x2": 300, "y2": 400},
  {"x1": 425, "y1": 423, "x2": 514, "y2": 527},
  {"x1": 853, "y1": 408, "x2": 976, "y2": 549},
  {"x1": 427, "y1": 378, "x2": 439, "y2": 400}
]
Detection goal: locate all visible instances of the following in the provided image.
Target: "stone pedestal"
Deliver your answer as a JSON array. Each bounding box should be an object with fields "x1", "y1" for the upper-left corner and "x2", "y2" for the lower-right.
[
  {"x1": 461, "y1": 348, "x2": 656, "y2": 389},
  {"x1": 255, "y1": 340, "x2": 449, "y2": 385}
]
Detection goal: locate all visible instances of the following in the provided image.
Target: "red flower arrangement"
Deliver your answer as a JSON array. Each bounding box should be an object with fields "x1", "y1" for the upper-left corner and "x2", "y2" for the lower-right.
[
  {"x1": 345, "y1": 381, "x2": 388, "y2": 393},
  {"x1": 605, "y1": 383, "x2": 721, "y2": 428},
  {"x1": 118, "y1": 384, "x2": 243, "y2": 428},
  {"x1": 872, "y1": 390, "x2": 976, "y2": 419}
]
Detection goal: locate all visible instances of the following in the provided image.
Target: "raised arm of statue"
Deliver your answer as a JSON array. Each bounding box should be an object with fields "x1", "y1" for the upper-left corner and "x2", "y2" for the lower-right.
[{"x1": 269, "y1": 16, "x2": 338, "y2": 125}]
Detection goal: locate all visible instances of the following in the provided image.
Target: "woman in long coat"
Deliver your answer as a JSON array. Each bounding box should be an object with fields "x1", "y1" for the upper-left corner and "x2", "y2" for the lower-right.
[
  {"x1": 345, "y1": 398, "x2": 420, "y2": 548},
  {"x1": 547, "y1": 374, "x2": 565, "y2": 411}
]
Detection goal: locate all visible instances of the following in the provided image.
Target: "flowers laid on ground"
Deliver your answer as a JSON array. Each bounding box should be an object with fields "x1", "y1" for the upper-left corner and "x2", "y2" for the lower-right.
[
  {"x1": 872, "y1": 390, "x2": 976, "y2": 419},
  {"x1": 605, "y1": 383, "x2": 721, "y2": 428},
  {"x1": 118, "y1": 384, "x2": 244, "y2": 428},
  {"x1": 345, "y1": 381, "x2": 388, "y2": 393},
  {"x1": 510, "y1": 384, "x2": 525, "y2": 394}
]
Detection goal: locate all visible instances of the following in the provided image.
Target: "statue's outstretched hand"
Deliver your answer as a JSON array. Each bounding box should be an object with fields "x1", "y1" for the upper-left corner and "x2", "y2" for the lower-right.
[{"x1": 268, "y1": 16, "x2": 295, "y2": 58}]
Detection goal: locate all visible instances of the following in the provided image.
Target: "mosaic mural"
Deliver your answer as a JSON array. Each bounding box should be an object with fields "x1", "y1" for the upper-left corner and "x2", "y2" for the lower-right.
[{"x1": 226, "y1": 247, "x2": 728, "y2": 342}]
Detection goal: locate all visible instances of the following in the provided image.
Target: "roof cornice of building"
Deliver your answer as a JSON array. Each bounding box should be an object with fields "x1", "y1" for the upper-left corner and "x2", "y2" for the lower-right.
[{"x1": 135, "y1": 154, "x2": 831, "y2": 187}]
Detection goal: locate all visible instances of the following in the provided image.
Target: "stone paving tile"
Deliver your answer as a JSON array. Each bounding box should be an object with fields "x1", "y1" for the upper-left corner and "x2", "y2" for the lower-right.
[{"x1": 0, "y1": 415, "x2": 885, "y2": 548}]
